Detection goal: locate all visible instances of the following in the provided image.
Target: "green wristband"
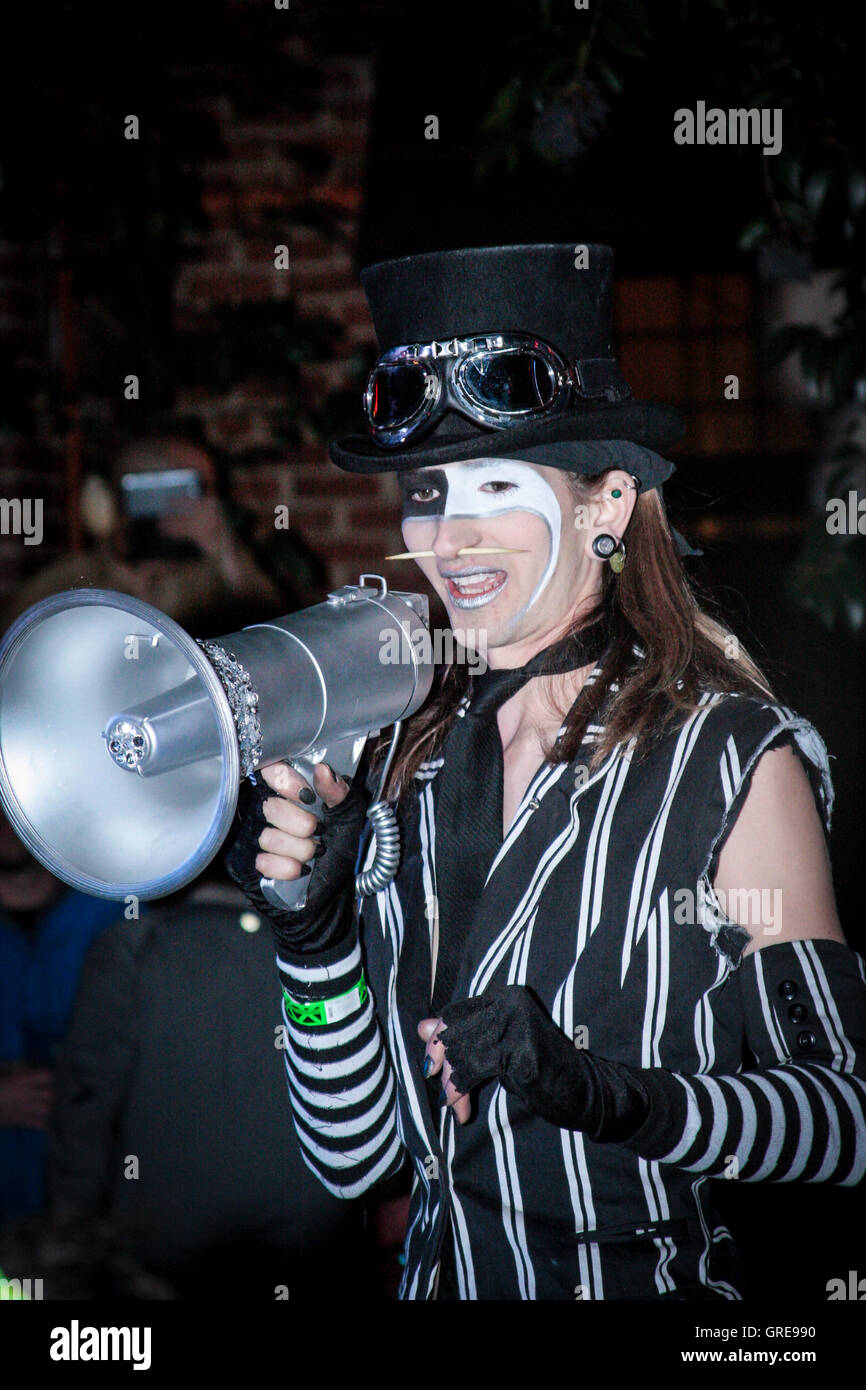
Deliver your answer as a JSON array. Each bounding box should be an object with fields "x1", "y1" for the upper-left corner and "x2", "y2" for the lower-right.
[{"x1": 282, "y1": 970, "x2": 368, "y2": 1027}]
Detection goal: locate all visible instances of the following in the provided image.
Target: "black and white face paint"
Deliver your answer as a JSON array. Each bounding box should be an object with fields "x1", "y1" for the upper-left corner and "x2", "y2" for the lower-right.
[{"x1": 399, "y1": 458, "x2": 562, "y2": 615}]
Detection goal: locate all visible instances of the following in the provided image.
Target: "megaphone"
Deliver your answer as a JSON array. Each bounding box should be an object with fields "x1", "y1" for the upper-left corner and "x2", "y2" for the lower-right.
[{"x1": 0, "y1": 575, "x2": 433, "y2": 911}]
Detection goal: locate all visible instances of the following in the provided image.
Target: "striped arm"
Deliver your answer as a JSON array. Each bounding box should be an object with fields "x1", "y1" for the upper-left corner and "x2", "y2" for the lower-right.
[
  {"x1": 276, "y1": 934, "x2": 405, "y2": 1199},
  {"x1": 621, "y1": 939, "x2": 866, "y2": 1186}
]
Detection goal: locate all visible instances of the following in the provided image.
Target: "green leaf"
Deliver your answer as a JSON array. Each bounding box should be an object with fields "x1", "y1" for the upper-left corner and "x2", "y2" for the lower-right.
[
  {"x1": 831, "y1": 334, "x2": 866, "y2": 401},
  {"x1": 738, "y1": 217, "x2": 771, "y2": 252},
  {"x1": 804, "y1": 167, "x2": 833, "y2": 217},
  {"x1": 596, "y1": 62, "x2": 623, "y2": 95},
  {"x1": 765, "y1": 324, "x2": 820, "y2": 368},
  {"x1": 775, "y1": 152, "x2": 804, "y2": 200},
  {"x1": 845, "y1": 595, "x2": 865, "y2": 633},
  {"x1": 849, "y1": 167, "x2": 866, "y2": 216},
  {"x1": 788, "y1": 526, "x2": 866, "y2": 640},
  {"x1": 480, "y1": 75, "x2": 523, "y2": 133},
  {"x1": 798, "y1": 331, "x2": 831, "y2": 389}
]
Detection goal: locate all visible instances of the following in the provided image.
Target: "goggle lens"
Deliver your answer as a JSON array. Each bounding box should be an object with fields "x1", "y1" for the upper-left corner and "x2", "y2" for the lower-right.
[
  {"x1": 368, "y1": 363, "x2": 429, "y2": 428},
  {"x1": 461, "y1": 351, "x2": 557, "y2": 413}
]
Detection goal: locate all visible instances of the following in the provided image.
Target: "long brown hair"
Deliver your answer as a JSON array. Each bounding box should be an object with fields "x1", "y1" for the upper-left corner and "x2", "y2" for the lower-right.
[{"x1": 370, "y1": 469, "x2": 776, "y2": 810}]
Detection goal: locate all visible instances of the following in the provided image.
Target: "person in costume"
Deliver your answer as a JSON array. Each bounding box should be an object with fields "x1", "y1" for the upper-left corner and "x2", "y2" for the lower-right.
[{"x1": 226, "y1": 245, "x2": 866, "y2": 1300}]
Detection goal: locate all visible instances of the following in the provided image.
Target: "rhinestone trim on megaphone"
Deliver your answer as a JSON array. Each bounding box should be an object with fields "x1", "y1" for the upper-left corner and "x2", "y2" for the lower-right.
[{"x1": 196, "y1": 638, "x2": 263, "y2": 777}]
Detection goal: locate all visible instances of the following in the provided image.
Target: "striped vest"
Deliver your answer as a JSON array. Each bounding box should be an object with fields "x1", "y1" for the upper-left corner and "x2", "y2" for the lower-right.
[
  {"x1": 363, "y1": 675, "x2": 834, "y2": 1298},
  {"x1": 276, "y1": 665, "x2": 865, "y2": 1300}
]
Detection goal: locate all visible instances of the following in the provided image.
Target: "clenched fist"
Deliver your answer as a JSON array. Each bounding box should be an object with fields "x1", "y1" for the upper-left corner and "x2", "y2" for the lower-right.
[{"x1": 224, "y1": 760, "x2": 369, "y2": 957}]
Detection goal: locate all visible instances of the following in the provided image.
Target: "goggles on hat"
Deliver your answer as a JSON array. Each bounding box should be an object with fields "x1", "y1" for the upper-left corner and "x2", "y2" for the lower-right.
[{"x1": 364, "y1": 332, "x2": 632, "y2": 446}]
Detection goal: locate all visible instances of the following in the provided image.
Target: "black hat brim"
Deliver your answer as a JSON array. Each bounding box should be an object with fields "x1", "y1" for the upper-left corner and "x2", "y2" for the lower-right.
[{"x1": 329, "y1": 398, "x2": 684, "y2": 474}]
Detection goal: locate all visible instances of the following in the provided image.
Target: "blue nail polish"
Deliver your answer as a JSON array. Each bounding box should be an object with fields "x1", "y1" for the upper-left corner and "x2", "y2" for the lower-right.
[
  {"x1": 439, "y1": 1086, "x2": 448, "y2": 1104},
  {"x1": 422, "y1": 1056, "x2": 431, "y2": 1077}
]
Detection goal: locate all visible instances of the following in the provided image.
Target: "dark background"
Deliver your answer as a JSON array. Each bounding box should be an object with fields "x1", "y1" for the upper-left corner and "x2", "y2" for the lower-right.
[{"x1": 0, "y1": 0, "x2": 863, "y2": 1302}]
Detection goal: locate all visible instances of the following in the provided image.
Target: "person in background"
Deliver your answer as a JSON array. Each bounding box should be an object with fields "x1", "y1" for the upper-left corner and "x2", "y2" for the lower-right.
[
  {"x1": 224, "y1": 243, "x2": 866, "y2": 1301},
  {"x1": 0, "y1": 1211, "x2": 177, "y2": 1299},
  {"x1": 46, "y1": 855, "x2": 377, "y2": 1301},
  {"x1": 2, "y1": 432, "x2": 326, "y2": 636},
  {"x1": 0, "y1": 812, "x2": 127, "y2": 1229}
]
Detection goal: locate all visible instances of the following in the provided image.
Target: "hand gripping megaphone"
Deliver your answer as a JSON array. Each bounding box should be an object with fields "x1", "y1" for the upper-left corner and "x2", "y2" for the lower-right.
[{"x1": 0, "y1": 575, "x2": 433, "y2": 910}]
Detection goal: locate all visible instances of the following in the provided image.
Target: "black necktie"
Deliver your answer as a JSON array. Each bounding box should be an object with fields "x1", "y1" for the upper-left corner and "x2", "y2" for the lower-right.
[{"x1": 430, "y1": 615, "x2": 611, "y2": 1015}]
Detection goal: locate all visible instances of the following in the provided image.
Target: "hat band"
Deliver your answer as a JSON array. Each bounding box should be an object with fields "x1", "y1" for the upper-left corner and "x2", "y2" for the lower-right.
[{"x1": 364, "y1": 332, "x2": 632, "y2": 447}]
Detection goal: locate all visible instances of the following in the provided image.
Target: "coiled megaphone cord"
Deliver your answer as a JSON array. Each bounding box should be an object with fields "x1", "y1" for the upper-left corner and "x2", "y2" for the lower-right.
[{"x1": 355, "y1": 721, "x2": 402, "y2": 898}]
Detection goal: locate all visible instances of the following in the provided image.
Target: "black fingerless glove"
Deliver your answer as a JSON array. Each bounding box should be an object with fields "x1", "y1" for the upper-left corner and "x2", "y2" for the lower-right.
[
  {"x1": 438, "y1": 983, "x2": 652, "y2": 1141},
  {"x1": 223, "y1": 771, "x2": 369, "y2": 957}
]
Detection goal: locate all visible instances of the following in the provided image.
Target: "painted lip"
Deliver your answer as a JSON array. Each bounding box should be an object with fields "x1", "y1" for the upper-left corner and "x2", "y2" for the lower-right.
[
  {"x1": 443, "y1": 568, "x2": 508, "y2": 609},
  {"x1": 438, "y1": 564, "x2": 505, "y2": 578}
]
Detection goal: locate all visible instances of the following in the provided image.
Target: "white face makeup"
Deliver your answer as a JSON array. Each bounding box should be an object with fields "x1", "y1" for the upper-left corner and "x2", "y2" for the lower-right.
[{"x1": 399, "y1": 458, "x2": 562, "y2": 617}]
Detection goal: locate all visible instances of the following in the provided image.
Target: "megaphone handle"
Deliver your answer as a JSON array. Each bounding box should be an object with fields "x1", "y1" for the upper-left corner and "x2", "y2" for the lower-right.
[
  {"x1": 258, "y1": 754, "x2": 327, "y2": 913},
  {"x1": 258, "y1": 739, "x2": 366, "y2": 913}
]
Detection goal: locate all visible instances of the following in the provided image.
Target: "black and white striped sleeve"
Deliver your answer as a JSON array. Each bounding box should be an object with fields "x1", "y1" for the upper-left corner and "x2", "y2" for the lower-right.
[
  {"x1": 276, "y1": 932, "x2": 406, "y2": 1199},
  {"x1": 621, "y1": 938, "x2": 866, "y2": 1185}
]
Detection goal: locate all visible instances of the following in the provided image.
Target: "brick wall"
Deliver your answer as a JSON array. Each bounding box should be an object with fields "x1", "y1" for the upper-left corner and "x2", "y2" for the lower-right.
[
  {"x1": 1, "y1": 45, "x2": 818, "y2": 618},
  {"x1": 614, "y1": 272, "x2": 815, "y2": 460},
  {"x1": 0, "y1": 36, "x2": 384, "y2": 612},
  {"x1": 171, "y1": 37, "x2": 388, "y2": 592}
]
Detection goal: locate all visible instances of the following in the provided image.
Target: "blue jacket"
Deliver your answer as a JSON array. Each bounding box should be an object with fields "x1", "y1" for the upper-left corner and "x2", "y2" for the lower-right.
[{"x1": 0, "y1": 890, "x2": 132, "y2": 1224}]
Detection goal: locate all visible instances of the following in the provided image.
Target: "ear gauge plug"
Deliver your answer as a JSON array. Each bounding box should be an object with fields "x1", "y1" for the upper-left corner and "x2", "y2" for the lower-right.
[
  {"x1": 592, "y1": 533, "x2": 627, "y2": 573},
  {"x1": 592, "y1": 534, "x2": 618, "y2": 560}
]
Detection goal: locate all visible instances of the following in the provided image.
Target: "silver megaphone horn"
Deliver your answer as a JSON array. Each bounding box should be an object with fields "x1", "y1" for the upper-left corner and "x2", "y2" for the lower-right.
[{"x1": 0, "y1": 575, "x2": 433, "y2": 910}]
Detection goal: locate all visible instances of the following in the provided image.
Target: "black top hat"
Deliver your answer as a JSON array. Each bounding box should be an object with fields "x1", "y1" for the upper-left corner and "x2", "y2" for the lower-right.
[{"x1": 328, "y1": 243, "x2": 685, "y2": 476}]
